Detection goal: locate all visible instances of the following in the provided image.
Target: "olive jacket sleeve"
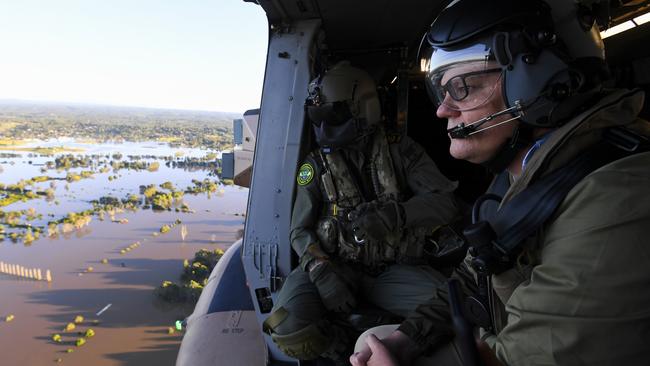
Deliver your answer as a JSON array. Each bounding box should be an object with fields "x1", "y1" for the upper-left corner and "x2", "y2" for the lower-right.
[
  {"x1": 396, "y1": 257, "x2": 477, "y2": 351},
  {"x1": 396, "y1": 135, "x2": 459, "y2": 229},
  {"x1": 289, "y1": 154, "x2": 327, "y2": 270},
  {"x1": 393, "y1": 135, "x2": 466, "y2": 350},
  {"x1": 492, "y1": 153, "x2": 650, "y2": 365},
  {"x1": 399, "y1": 152, "x2": 650, "y2": 362}
]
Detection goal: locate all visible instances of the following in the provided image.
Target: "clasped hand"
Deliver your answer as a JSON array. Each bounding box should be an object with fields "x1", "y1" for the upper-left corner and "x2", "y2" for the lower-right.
[
  {"x1": 349, "y1": 200, "x2": 401, "y2": 242},
  {"x1": 350, "y1": 331, "x2": 504, "y2": 366}
]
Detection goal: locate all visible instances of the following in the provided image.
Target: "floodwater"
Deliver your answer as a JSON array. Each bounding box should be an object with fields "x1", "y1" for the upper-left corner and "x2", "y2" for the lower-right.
[{"x1": 0, "y1": 141, "x2": 248, "y2": 366}]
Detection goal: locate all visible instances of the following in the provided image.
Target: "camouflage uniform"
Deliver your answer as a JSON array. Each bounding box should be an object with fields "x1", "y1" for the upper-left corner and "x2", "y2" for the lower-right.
[{"x1": 265, "y1": 126, "x2": 458, "y2": 361}]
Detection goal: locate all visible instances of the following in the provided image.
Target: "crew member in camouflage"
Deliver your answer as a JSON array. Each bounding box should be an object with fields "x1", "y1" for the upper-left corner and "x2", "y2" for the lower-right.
[{"x1": 262, "y1": 61, "x2": 459, "y2": 363}]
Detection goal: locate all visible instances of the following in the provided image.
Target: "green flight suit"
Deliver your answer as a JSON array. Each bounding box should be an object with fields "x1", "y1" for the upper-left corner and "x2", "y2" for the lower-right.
[
  {"x1": 267, "y1": 126, "x2": 459, "y2": 361},
  {"x1": 398, "y1": 89, "x2": 650, "y2": 365}
]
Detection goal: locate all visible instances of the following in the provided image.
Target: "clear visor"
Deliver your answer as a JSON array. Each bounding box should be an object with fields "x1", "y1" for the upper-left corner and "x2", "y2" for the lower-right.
[{"x1": 424, "y1": 44, "x2": 503, "y2": 112}]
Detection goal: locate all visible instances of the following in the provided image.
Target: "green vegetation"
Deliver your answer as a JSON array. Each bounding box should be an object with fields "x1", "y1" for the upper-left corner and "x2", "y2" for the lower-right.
[
  {"x1": 0, "y1": 102, "x2": 235, "y2": 150},
  {"x1": 186, "y1": 179, "x2": 219, "y2": 194},
  {"x1": 0, "y1": 146, "x2": 231, "y2": 244},
  {"x1": 140, "y1": 184, "x2": 185, "y2": 211},
  {"x1": 65, "y1": 170, "x2": 94, "y2": 182},
  {"x1": 91, "y1": 195, "x2": 140, "y2": 212},
  {"x1": 151, "y1": 191, "x2": 173, "y2": 210},
  {"x1": 59, "y1": 211, "x2": 93, "y2": 229},
  {"x1": 147, "y1": 161, "x2": 160, "y2": 172},
  {"x1": 142, "y1": 185, "x2": 158, "y2": 198},
  {"x1": 166, "y1": 155, "x2": 220, "y2": 171},
  {"x1": 55, "y1": 155, "x2": 93, "y2": 169},
  {"x1": 155, "y1": 248, "x2": 225, "y2": 303},
  {"x1": 0, "y1": 103, "x2": 236, "y2": 243},
  {"x1": 111, "y1": 160, "x2": 159, "y2": 172},
  {"x1": 0, "y1": 192, "x2": 28, "y2": 207},
  {"x1": 160, "y1": 181, "x2": 175, "y2": 191},
  {"x1": 0, "y1": 146, "x2": 84, "y2": 154},
  {"x1": 0, "y1": 208, "x2": 45, "y2": 243}
]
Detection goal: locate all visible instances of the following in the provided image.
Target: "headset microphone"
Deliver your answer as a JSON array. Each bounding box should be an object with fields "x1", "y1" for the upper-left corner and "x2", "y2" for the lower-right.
[{"x1": 447, "y1": 101, "x2": 524, "y2": 139}]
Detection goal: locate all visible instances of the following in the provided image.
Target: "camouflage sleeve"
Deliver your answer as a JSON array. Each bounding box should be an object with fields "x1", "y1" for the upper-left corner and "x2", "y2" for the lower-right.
[
  {"x1": 398, "y1": 135, "x2": 459, "y2": 228},
  {"x1": 290, "y1": 155, "x2": 327, "y2": 270},
  {"x1": 397, "y1": 260, "x2": 478, "y2": 351}
]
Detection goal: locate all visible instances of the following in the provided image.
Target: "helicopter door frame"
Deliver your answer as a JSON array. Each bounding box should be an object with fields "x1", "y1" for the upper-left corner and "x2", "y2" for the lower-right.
[{"x1": 241, "y1": 18, "x2": 320, "y2": 363}]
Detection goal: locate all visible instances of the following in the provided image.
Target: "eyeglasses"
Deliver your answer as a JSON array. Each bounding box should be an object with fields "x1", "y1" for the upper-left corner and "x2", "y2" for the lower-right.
[
  {"x1": 306, "y1": 100, "x2": 354, "y2": 127},
  {"x1": 433, "y1": 67, "x2": 502, "y2": 104}
]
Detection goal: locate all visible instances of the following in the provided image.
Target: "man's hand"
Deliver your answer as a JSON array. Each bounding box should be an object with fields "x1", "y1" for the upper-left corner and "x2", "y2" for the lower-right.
[
  {"x1": 350, "y1": 334, "x2": 398, "y2": 366},
  {"x1": 308, "y1": 260, "x2": 357, "y2": 313},
  {"x1": 350, "y1": 201, "x2": 403, "y2": 241},
  {"x1": 350, "y1": 332, "x2": 505, "y2": 366},
  {"x1": 350, "y1": 330, "x2": 419, "y2": 366}
]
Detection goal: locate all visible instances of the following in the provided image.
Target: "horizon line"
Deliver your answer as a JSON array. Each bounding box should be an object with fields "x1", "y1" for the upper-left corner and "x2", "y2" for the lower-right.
[{"x1": 0, "y1": 98, "x2": 255, "y2": 115}]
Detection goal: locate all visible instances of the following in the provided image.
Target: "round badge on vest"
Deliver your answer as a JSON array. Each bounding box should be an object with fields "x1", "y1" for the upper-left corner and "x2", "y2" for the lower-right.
[{"x1": 297, "y1": 163, "x2": 315, "y2": 186}]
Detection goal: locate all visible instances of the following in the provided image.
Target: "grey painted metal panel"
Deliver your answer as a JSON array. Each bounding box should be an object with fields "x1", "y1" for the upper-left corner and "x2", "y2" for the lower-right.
[
  {"x1": 234, "y1": 118, "x2": 244, "y2": 145},
  {"x1": 221, "y1": 152, "x2": 235, "y2": 180},
  {"x1": 241, "y1": 19, "x2": 320, "y2": 364},
  {"x1": 253, "y1": 0, "x2": 446, "y2": 54}
]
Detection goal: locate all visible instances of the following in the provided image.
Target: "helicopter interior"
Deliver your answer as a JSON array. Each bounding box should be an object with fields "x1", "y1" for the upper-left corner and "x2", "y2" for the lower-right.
[
  {"x1": 175, "y1": 2, "x2": 650, "y2": 366},
  {"x1": 284, "y1": 0, "x2": 650, "y2": 207}
]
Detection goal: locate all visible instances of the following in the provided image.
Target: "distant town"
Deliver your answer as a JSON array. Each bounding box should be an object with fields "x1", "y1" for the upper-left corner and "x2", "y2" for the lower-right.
[{"x1": 0, "y1": 100, "x2": 238, "y2": 151}]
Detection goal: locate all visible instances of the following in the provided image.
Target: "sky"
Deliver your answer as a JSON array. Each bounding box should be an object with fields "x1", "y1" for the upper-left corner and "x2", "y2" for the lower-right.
[{"x1": 0, "y1": 0, "x2": 268, "y2": 113}]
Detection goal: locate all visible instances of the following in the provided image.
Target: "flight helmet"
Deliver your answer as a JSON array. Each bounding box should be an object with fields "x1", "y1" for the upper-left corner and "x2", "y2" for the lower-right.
[
  {"x1": 423, "y1": 0, "x2": 606, "y2": 129},
  {"x1": 306, "y1": 61, "x2": 381, "y2": 148}
]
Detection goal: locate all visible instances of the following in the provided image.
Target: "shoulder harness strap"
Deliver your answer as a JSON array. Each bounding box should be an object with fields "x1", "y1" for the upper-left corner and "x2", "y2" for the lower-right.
[{"x1": 465, "y1": 126, "x2": 650, "y2": 275}]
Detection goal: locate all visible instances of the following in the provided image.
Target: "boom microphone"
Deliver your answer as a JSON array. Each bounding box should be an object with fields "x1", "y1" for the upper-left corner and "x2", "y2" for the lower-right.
[{"x1": 447, "y1": 101, "x2": 524, "y2": 139}]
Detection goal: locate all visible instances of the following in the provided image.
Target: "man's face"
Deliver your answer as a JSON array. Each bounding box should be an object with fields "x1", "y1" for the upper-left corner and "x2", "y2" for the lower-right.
[{"x1": 435, "y1": 62, "x2": 516, "y2": 164}]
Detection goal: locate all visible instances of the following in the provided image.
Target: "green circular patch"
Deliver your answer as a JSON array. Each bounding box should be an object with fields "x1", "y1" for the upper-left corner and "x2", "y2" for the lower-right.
[{"x1": 297, "y1": 163, "x2": 315, "y2": 186}]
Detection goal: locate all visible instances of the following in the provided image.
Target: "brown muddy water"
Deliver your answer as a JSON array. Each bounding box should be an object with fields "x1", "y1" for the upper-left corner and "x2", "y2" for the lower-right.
[
  {"x1": 0, "y1": 142, "x2": 248, "y2": 366},
  {"x1": 0, "y1": 198, "x2": 246, "y2": 366}
]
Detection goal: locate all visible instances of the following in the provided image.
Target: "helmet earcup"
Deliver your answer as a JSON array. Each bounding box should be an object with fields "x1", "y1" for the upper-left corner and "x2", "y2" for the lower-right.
[{"x1": 503, "y1": 49, "x2": 571, "y2": 127}]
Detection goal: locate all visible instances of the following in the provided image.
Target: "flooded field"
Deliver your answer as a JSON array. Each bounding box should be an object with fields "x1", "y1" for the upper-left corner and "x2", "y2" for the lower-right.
[{"x1": 0, "y1": 140, "x2": 247, "y2": 365}]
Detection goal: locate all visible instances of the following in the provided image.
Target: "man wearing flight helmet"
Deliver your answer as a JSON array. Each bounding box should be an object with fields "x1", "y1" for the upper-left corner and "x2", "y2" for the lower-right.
[
  {"x1": 351, "y1": 0, "x2": 650, "y2": 365},
  {"x1": 263, "y1": 61, "x2": 459, "y2": 363}
]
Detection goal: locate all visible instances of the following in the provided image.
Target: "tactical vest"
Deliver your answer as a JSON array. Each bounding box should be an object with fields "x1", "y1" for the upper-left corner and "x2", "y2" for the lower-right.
[{"x1": 312, "y1": 127, "x2": 432, "y2": 269}]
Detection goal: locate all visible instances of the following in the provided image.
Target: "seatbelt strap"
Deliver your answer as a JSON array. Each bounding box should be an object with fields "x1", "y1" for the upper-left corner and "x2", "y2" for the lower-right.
[{"x1": 490, "y1": 143, "x2": 625, "y2": 254}]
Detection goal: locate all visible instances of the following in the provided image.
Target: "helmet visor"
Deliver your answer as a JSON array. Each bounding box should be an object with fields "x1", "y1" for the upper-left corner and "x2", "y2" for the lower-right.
[
  {"x1": 306, "y1": 101, "x2": 354, "y2": 127},
  {"x1": 425, "y1": 43, "x2": 503, "y2": 111}
]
